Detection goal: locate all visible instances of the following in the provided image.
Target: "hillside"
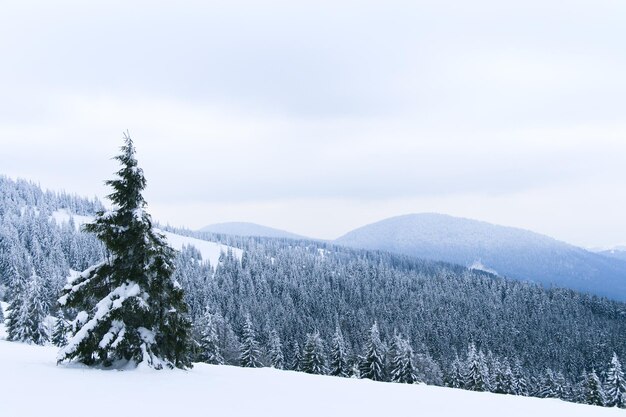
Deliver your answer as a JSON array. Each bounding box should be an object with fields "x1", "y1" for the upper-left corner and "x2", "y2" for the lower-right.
[
  {"x1": 0, "y1": 338, "x2": 620, "y2": 417},
  {"x1": 200, "y1": 222, "x2": 306, "y2": 240},
  {"x1": 597, "y1": 247, "x2": 626, "y2": 263},
  {"x1": 335, "y1": 213, "x2": 626, "y2": 301}
]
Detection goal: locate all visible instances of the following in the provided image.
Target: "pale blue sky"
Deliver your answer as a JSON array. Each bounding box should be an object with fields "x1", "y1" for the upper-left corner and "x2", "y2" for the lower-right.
[{"x1": 1, "y1": 0, "x2": 625, "y2": 247}]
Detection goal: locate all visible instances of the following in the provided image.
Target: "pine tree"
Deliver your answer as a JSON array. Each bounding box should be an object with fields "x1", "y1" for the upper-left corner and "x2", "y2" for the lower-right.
[
  {"x1": 446, "y1": 354, "x2": 464, "y2": 388},
  {"x1": 553, "y1": 371, "x2": 567, "y2": 400},
  {"x1": 52, "y1": 314, "x2": 69, "y2": 347},
  {"x1": 240, "y1": 315, "x2": 262, "y2": 368},
  {"x1": 464, "y1": 343, "x2": 489, "y2": 391},
  {"x1": 290, "y1": 340, "x2": 302, "y2": 371},
  {"x1": 57, "y1": 134, "x2": 192, "y2": 369},
  {"x1": 605, "y1": 353, "x2": 626, "y2": 408},
  {"x1": 538, "y1": 368, "x2": 557, "y2": 398},
  {"x1": 6, "y1": 271, "x2": 29, "y2": 342},
  {"x1": 197, "y1": 310, "x2": 223, "y2": 365},
  {"x1": 512, "y1": 359, "x2": 529, "y2": 396},
  {"x1": 390, "y1": 334, "x2": 418, "y2": 384},
  {"x1": 267, "y1": 329, "x2": 284, "y2": 369},
  {"x1": 302, "y1": 330, "x2": 328, "y2": 375},
  {"x1": 493, "y1": 359, "x2": 514, "y2": 394},
  {"x1": 584, "y1": 370, "x2": 606, "y2": 407},
  {"x1": 329, "y1": 327, "x2": 349, "y2": 377},
  {"x1": 360, "y1": 322, "x2": 386, "y2": 382},
  {"x1": 7, "y1": 269, "x2": 49, "y2": 345}
]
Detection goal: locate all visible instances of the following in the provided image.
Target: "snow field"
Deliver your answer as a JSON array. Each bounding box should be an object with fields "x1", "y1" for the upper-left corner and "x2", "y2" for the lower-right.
[{"x1": 0, "y1": 337, "x2": 622, "y2": 417}]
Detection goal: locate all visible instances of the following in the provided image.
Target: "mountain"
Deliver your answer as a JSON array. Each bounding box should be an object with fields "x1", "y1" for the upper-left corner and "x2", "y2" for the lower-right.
[
  {"x1": 0, "y1": 338, "x2": 617, "y2": 417},
  {"x1": 200, "y1": 222, "x2": 306, "y2": 240},
  {"x1": 597, "y1": 247, "x2": 626, "y2": 262},
  {"x1": 335, "y1": 213, "x2": 626, "y2": 301}
]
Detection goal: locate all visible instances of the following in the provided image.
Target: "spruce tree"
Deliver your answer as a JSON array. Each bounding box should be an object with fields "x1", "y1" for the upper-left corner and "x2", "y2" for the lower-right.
[
  {"x1": 7, "y1": 269, "x2": 49, "y2": 345},
  {"x1": 329, "y1": 327, "x2": 349, "y2": 377},
  {"x1": 538, "y1": 368, "x2": 557, "y2": 398},
  {"x1": 605, "y1": 353, "x2": 626, "y2": 408},
  {"x1": 290, "y1": 340, "x2": 302, "y2": 371},
  {"x1": 302, "y1": 330, "x2": 328, "y2": 375},
  {"x1": 268, "y1": 329, "x2": 284, "y2": 369},
  {"x1": 52, "y1": 314, "x2": 69, "y2": 347},
  {"x1": 197, "y1": 310, "x2": 223, "y2": 365},
  {"x1": 360, "y1": 322, "x2": 386, "y2": 382},
  {"x1": 6, "y1": 273, "x2": 29, "y2": 342},
  {"x1": 390, "y1": 334, "x2": 418, "y2": 384},
  {"x1": 584, "y1": 370, "x2": 606, "y2": 407},
  {"x1": 57, "y1": 134, "x2": 192, "y2": 369},
  {"x1": 446, "y1": 354, "x2": 464, "y2": 388},
  {"x1": 553, "y1": 371, "x2": 567, "y2": 400},
  {"x1": 240, "y1": 315, "x2": 262, "y2": 368},
  {"x1": 493, "y1": 359, "x2": 514, "y2": 394},
  {"x1": 512, "y1": 359, "x2": 529, "y2": 396},
  {"x1": 464, "y1": 344, "x2": 489, "y2": 391}
]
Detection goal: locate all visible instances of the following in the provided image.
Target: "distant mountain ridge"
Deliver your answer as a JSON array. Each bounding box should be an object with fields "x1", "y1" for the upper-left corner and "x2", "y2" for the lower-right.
[
  {"x1": 199, "y1": 222, "x2": 306, "y2": 240},
  {"x1": 594, "y1": 246, "x2": 626, "y2": 262},
  {"x1": 335, "y1": 213, "x2": 626, "y2": 301}
]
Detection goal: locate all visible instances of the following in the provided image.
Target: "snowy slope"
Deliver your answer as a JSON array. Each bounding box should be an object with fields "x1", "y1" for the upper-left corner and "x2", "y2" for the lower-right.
[
  {"x1": 51, "y1": 209, "x2": 242, "y2": 267},
  {"x1": 50, "y1": 208, "x2": 94, "y2": 230},
  {"x1": 158, "y1": 230, "x2": 242, "y2": 267},
  {"x1": 0, "y1": 339, "x2": 620, "y2": 417},
  {"x1": 336, "y1": 213, "x2": 626, "y2": 301},
  {"x1": 200, "y1": 221, "x2": 306, "y2": 240}
]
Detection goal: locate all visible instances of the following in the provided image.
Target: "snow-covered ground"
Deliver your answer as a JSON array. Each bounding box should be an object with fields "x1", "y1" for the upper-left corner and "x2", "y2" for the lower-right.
[
  {"x1": 51, "y1": 209, "x2": 242, "y2": 267},
  {"x1": 50, "y1": 208, "x2": 93, "y2": 230},
  {"x1": 0, "y1": 336, "x2": 621, "y2": 417},
  {"x1": 158, "y1": 230, "x2": 242, "y2": 267}
]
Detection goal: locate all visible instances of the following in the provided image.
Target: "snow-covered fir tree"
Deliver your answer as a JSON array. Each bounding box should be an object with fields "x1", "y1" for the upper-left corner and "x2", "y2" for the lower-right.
[
  {"x1": 329, "y1": 327, "x2": 349, "y2": 377},
  {"x1": 512, "y1": 359, "x2": 528, "y2": 396},
  {"x1": 446, "y1": 354, "x2": 464, "y2": 388},
  {"x1": 289, "y1": 340, "x2": 302, "y2": 372},
  {"x1": 267, "y1": 329, "x2": 284, "y2": 369},
  {"x1": 302, "y1": 330, "x2": 328, "y2": 375},
  {"x1": 360, "y1": 322, "x2": 386, "y2": 382},
  {"x1": 538, "y1": 368, "x2": 557, "y2": 398},
  {"x1": 493, "y1": 359, "x2": 514, "y2": 394},
  {"x1": 57, "y1": 134, "x2": 192, "y2": 369},
  {"x1": 584, "y1": 370, "x2": 606, "y2": 406},
  {"x1": 464, "y1": 343, "x2": 490, "y2": 391},
  {"x1": 390, "y1": 334, "x2": 418, "y2": 384},
  {"x1": 605, "y1": 353, "x2": 626, "y2": 408},
  {"x1": 52, "y1": 314, "x2": 69, "y2": 347},
  {"x1": 553, "y1": 371, "x2": 568, "y2": 400},
  {"x1": 197, "y1": 309, "x2": 223, "y2": 365},
  {"x1": 6, "y1": 272, "x2": 29, "y2": 342},
  {"x1": 7, "y1": 269, "x2": 49, "y2": 345},
  {"x1": 239, "y1": 314, "x2": 262, "y2": 368}
]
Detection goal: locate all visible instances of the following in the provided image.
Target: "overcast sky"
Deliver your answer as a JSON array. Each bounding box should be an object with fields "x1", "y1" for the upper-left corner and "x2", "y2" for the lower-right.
[{"x1": 1, "y1": 0, "x2": 625, "y2": 248}]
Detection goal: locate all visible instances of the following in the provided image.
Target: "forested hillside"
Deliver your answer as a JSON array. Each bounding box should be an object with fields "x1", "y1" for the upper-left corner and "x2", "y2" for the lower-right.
[{"x1": 335, "y1": 213, "x2": 626, "y2": 301}]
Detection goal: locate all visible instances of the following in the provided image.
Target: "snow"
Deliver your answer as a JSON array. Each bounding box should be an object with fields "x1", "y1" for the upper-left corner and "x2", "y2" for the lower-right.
[
  {"x1": 50, "y1": 209, "x2": 93, "y2": 230},
  {"x1": 0, "y1": 339, "x2": 621, "y2": 417},
  {"x1": 469, "y1": 260, "x2": 499, "y2": 276},
  {"x1": 157, "y1": 229, "x2": 243, "y2": 267}
]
